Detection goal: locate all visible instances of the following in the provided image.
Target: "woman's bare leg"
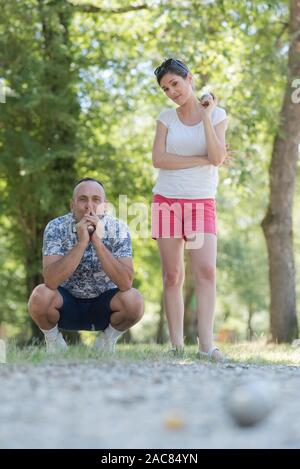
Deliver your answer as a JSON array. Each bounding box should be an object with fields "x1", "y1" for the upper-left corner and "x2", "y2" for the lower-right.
[{"x1": 157, "y1": 238, "x2": 185, "y2": 348}]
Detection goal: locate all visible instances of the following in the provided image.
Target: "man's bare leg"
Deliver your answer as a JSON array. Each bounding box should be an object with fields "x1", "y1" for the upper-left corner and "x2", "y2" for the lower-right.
[{"x1": 28, "y1": 284, "x2": 67, "y2": 352}]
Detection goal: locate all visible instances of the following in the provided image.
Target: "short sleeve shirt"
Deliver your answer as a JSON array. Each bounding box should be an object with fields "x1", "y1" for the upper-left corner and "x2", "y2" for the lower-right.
[
  {"x1": 153, "y1": 106, "x2": 228, "y2": 199},
  {"x1": 43, "y1": 212, "x2": 132, "y2": 298}
]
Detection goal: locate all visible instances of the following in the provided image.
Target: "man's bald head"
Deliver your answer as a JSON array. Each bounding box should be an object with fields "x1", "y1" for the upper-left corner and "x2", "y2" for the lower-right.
[
  {"x1": 72, "y1": 177, "x2": 104, "y2": 199},
  {"x1": 71, "y1": 178, "x2": 106, "y2": 222}
]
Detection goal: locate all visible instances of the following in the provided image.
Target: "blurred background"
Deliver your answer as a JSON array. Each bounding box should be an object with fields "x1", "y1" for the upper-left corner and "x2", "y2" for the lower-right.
[{"x1": 0, "y1": 0, "x2": 299, "y2": 346}]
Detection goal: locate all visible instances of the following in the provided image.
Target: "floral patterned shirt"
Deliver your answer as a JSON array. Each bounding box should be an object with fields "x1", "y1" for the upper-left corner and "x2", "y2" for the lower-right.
[{"x1": 42, "y1": 212, "x2": 132, "y2": 298}]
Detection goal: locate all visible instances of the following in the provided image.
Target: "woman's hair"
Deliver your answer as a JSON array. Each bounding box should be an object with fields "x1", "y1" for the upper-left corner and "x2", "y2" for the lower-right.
[{"x1": 154, "y1": 58, "x2": 189, "y2": 84}]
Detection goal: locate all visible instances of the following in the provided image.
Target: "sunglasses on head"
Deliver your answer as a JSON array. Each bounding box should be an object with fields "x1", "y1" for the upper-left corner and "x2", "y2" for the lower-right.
[{"x1": 154, "y1": 58, "x2": 188, "y2": 77}]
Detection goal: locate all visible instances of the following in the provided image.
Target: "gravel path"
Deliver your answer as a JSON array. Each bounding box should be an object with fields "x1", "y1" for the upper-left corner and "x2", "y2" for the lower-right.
[{"x1": 1, "y1": 360, "x2": 300, "y2": 449}]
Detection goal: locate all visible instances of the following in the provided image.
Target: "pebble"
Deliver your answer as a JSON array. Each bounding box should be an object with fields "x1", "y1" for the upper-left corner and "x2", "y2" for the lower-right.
[{"x1": 0, "y1": 362, "x2": 298, "y2": 448}]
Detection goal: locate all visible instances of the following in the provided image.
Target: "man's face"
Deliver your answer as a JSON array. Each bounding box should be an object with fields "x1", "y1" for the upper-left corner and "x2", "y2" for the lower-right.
[{"x1": 71, "y1": 181, "x2": 106, "y2": 222}]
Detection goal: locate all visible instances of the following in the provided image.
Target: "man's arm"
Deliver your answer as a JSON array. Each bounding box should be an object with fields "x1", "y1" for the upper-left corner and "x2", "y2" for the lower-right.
[
  {"x1": 152, "y1": 121, "x2": 210, "y2": 169},
  {"x1": 92, "y1": 236, "x2": 134, "y2": 291},
  {"x1": 43, "y1": 242, "x2": 87, "y2": 290},
  {"x1": 42, "y1": 217, "x2": 90, "y2": 290}
]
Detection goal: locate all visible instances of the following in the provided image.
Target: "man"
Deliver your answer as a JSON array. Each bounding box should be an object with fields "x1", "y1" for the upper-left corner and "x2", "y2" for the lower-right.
[{"x1": 28, "y1": 177, "x2": 144, "y2": 352}]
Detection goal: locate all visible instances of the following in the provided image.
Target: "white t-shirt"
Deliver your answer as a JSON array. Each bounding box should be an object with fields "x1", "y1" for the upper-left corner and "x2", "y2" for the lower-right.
[{"x1": 152, "y1": 106, "x2": 227, "y2": 199}]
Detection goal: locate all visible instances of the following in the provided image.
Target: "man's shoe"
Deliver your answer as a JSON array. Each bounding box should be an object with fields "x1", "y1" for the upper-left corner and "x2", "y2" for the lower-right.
[
  {"x1": 94, "y1": 331, "x2": 117, "y2": 354},
  {"x1": 45, "y1": 331, "x2": 68, "y2": 353}
]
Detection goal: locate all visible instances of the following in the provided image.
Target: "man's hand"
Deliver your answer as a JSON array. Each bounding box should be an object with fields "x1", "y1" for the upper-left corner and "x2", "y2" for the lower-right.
[
  {"x1": 75, "y1": 218, "x2": 91, "y2": 247},
  {"x1": 83, "y1": 214, "x2": 104, "y2": 244}
]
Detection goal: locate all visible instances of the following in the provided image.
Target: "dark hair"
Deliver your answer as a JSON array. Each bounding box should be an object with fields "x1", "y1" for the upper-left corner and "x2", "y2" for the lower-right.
[
  {"x1": 154, "y1": 58, "x2": 189, "y2": 84},
  {"x1": 74, "y1": 177, "x2": 104, "y2": 190}
]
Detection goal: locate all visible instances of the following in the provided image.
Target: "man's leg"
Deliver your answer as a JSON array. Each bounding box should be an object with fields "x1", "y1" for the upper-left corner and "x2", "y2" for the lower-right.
[
  {"x1": 28, "y1": 283, "x2": 63, "y2": 329},
  {"x1": 95, "y1": 288, "x2": 144, "y2": 353},
  {"x1": 109, "y1": 288, "x2": 144, "y2": 330},
  {"x1": 28, "y1": 284, "x2": 67, "y2": 351}
]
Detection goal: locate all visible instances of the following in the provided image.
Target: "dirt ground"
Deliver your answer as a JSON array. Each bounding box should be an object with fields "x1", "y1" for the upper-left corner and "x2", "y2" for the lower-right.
[{"x1": 1, "y1": 360, "x2": 300, "y2": 449}]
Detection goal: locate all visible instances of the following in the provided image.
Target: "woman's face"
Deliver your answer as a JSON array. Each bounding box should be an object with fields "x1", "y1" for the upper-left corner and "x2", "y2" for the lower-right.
[{"x1": 159, "y1": 72, "x2": 193, "y2": 105}]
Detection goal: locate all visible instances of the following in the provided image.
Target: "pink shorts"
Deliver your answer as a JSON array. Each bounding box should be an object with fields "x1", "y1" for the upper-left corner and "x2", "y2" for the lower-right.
[{"x1": 152, "y1": 194, "x2": 217, "y2": 240}]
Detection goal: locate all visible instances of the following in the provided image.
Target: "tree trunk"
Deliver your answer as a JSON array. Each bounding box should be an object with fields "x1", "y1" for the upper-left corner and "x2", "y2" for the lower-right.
[
  {"x1": 247, "y1": 304, "x2": 254, "y2": 342},
  {"x1": 156, "y1": 292, "x2": 167, "y2": 344},
  {"x1": 23, "y1": 1, "x2": 79, "y2": 341},
  {"x1": 261, "y1": 0, "x2": 300, "y2": 343},
  {"x1": 26, "y1": 268, "x2": 44, "y2": 343}
]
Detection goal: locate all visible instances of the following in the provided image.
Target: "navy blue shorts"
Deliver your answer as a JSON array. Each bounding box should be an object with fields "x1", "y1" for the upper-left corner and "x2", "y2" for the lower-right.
[{"x1": 57, "y1": 286, "x2": 119, "y2": 331}]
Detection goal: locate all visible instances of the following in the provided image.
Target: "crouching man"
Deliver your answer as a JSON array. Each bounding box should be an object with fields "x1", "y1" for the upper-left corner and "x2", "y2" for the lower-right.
[{"x1": 28, "y1": 177, "x2": 144, "y2": 353}]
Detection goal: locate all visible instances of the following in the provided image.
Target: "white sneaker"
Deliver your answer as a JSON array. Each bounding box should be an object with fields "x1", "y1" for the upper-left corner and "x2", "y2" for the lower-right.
[
  {"x1": 94, "y1": 331, "x2": 117, "y2": 354},
  {"x1": 45, "y1": 331, "x2": 68, "y2": 353}
]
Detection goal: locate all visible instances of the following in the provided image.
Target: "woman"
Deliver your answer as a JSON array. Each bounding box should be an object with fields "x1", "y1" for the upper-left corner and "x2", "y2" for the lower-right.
[{"x1": 151, "y1": 58, "x2": 228, "y2": 361}]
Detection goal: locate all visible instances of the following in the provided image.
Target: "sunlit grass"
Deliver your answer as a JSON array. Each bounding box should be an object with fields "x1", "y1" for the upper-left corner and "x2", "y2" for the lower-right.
[
  {"x1": 222, "y1": 341, "x2": 300, "y2": 366},
  {"x1": 2, "y1": 340, "x2": 300, "y2": 366}
]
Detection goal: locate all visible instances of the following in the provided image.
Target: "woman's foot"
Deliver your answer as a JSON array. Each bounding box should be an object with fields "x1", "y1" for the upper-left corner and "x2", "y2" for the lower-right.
[
  {"x1": 198, "y1": 346, "x2": 225, "y2": 362},
  {"x1": 167, "y1": 346, "x2": 185, "y2": 357}
]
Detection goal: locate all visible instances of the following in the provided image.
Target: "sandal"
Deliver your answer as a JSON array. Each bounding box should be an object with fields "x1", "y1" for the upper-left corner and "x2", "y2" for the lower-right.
[
  {"x1": 167, "y1": 346, "x2": 186, "y2": 358},
  {"x1": 198, "y1": 346, "x2": 225, "y2": 362}
]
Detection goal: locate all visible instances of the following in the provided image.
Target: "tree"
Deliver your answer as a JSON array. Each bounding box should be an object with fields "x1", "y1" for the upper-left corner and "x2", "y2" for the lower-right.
[
  {"x1": 0, "y1": 0, "x2": 80, "y2": 338},
  {"x1": 0, "y1": 0, "x2": 298, "y2": 345},
  {"x1": 262, "y1": 0, "x2": 300, "y2": 342},
  {"x1": 0, "y1": 0, "x2": 152, "y2": 340}
]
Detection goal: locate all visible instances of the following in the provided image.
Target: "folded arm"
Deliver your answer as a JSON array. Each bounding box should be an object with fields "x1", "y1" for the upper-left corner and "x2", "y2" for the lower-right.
[
  {"x1": 152, "y1": 121, "x2": 210, "y2": 169},
  {"x1": 203, "y1": 116, "x2": 228, "y2": 166},
  {"x1": 43, "y1": 242, "x2": 87, "y2": 290},
  {"x1": 92, "y1": 236, "x2": 134, "y2": 292}
]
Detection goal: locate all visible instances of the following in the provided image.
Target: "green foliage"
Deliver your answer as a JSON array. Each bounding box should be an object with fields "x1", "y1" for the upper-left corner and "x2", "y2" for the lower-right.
[{"x1": 0, "y1": 0, "x2": 298, "y2": 342}]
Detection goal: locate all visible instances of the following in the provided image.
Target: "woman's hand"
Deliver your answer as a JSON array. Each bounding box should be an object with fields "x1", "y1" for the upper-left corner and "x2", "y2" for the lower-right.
[
  {"x1": 222, "y1": 145, "x2": 235, "y2": 167},
  {"x1": 199, "y1": 93, "x2": 217, "y2": 119}
]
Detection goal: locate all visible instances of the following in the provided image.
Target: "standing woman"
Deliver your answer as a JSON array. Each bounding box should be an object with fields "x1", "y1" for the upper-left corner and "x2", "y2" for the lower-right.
[{"x1": 151, "y1": 58, "x2": 228, "y2": 361}]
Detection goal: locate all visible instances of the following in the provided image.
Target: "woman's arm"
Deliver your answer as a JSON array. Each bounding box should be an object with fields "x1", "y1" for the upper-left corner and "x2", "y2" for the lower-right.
[
  {"x1": 202, "y1": 117, "x2": 228, "y2": 166},
  {"x1": 152, "y1": 121, "x2": 210, "y2": 170},
  {"x1": 201, "y1": 95, "x2": 228, "y2": 166}
]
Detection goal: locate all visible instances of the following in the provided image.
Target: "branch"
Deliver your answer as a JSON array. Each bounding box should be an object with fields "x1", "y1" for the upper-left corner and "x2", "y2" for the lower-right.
[
  {"x1": 274, "y1": 21, "x2": 289, "y2": 49},
  {"x1": 68, "y1": 1, "x2": 148, "y2": 14}
]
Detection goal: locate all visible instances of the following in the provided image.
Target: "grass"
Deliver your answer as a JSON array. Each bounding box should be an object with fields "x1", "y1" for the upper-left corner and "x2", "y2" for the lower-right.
[
  {"x1": 2, "y1": 340, "x2": 300, "y2": 366},
  {"x1": 222, "y1": 342, "x2": 300, "y2": 366}
]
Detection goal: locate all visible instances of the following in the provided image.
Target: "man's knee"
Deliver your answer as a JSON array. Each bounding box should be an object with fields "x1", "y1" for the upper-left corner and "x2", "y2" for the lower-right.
[
  {"x1": 28, "y1": 284, "x2": 60, "y2": 314},
  {"x1": 119, "y1": 288, "x2": 144, "y2": 321}
]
